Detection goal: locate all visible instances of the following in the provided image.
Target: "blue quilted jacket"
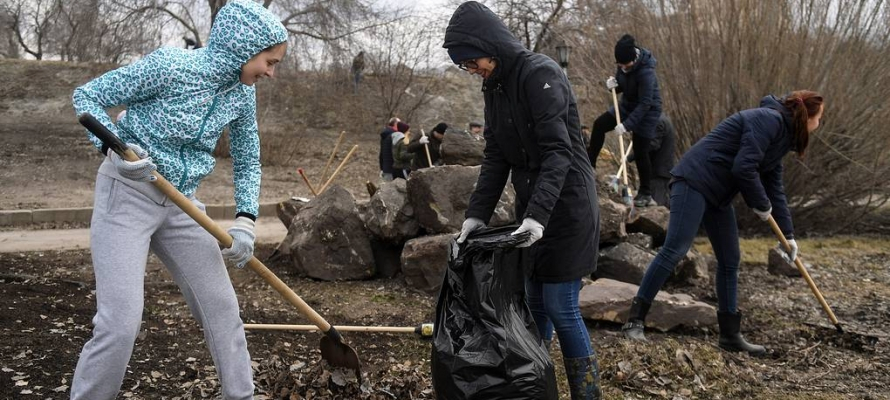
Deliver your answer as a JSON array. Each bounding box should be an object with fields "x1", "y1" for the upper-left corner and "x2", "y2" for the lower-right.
[{"x1": 73, "y1": 0, "x2": 287, "y2": 217}]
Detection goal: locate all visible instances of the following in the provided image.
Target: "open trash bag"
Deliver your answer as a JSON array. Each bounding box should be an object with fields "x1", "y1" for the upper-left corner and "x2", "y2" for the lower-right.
[{"x1": 432, "y1": 226, "x2": 558, "y2": 400}]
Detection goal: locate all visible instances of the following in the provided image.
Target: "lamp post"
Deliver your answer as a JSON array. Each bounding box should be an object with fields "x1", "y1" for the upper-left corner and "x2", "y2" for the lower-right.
[{"x1": 555, "y1": 42, "x2": 571, "y2": 77}]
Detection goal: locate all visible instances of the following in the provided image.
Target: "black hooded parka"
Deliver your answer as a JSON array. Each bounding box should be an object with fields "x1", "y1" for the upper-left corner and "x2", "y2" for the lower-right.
[{"x1": 444, "y1": 1, "x2": 599, "y2": 282}]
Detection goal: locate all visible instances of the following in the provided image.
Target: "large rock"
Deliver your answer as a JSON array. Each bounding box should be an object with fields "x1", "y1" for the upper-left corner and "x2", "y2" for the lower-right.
[
  {"x1": 625, "y1": 232, "x2": 653, "y2": 249},
  {"x1": 598, "y1": 198, "x2": 628, "y2": 244},
  {"x1": 627, "y1": 206, "x2": 670, "y2": 246},
  {"x1": 595, "y1": 242, "x2": 655, "y2": 284},
  {"x1": 275, "y1": 197, "x2": 311, "y2": 229},
  {"x1": 400, "y1": 234, "x2": 453, "y2": 295},
  {"x1": 280, "y1": 185, "x2": 374, "y2": 281},
  {"x1": 579, "y1": 279, "x2": 717, "y2": 331},
  {"x1": 439, "y1": 129, "x2": 485, "y2": 166},
  {"x1": 363, "y1": 179, "x2": 420, "y2": 243},
  {"x1": 672, "y1": 250, "x2": 710, "y2": 287},
  {"x1": 407, "y1": 165, "x2": 515, "y2": 234},
  {"x1": 767, "y1": 247, "x2": 802, "y2": 277}
]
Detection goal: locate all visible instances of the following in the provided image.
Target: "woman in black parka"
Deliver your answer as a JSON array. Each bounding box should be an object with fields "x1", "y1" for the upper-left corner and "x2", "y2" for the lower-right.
[
  {"x1": 622, "y1": 91, "x2": 824, "y2": 356},
  {"x1": 445, "y1": 2, "x2": 601, "y2": 398}
]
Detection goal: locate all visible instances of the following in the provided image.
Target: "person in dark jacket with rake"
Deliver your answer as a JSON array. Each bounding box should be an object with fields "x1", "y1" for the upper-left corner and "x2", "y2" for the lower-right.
[
  {"x1": 621, "y1": 91, "x2": 824, "y2": 356},
  {"x1": 587, "y1": 34, "x2": 663, "y2": 207},
  {"x1": 445, "y1": 2, "x2": 601, "y2": 398}
]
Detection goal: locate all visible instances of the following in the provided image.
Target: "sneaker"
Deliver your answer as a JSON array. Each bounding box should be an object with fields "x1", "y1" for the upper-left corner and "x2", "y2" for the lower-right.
[{"x1": 634, "y1": 194, "x2": 657, "y2": 207}]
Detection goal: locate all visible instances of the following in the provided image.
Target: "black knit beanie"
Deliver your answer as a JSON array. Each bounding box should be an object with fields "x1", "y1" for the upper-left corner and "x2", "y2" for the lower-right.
[{"x1": 614, "y1": 34, "x2": 637, "y2": 64}]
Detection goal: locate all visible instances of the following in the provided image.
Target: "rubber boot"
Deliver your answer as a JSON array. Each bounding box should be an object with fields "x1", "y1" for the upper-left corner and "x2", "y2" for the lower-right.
[
  {"x1": 563, "y1": 354, "x2": 602, "y2": 400},
  {"x1": 717, "y1": 311, "x2": 766, "y2": 355},
  {"x1": 621, "y1": 297, "x2": 651, "y2": 341}
]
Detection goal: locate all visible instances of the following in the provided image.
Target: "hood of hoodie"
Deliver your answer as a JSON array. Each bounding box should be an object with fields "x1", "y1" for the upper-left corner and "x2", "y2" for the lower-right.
[
  {"x1": 443, "y1": 1, "x2": 528, "y2": 83},
  {"x1": 206, "y1": 0, "x2": 289, "y2": 83}
]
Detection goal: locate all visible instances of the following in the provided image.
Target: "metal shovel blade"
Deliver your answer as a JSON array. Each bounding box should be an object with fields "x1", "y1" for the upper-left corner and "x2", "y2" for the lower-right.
[{"x1": 320, "y1": 333, "x2": 362, "y2": 381}]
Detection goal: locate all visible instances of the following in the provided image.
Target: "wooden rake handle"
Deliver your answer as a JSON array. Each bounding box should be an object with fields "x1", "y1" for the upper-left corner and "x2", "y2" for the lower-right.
[
  {"x1": 611, "y1": 86, "x2": 632, "y2": 194},
  {"x1": 79, "y1": 113, "x2": 337, "y2": 335},
  {"x1": 767, "y1": 215, "x2": 843, "y2": 332}
]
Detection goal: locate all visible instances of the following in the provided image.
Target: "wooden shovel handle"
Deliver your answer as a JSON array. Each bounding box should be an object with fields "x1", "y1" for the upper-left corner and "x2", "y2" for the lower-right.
[
  {"x1": 611, "y1": 87, "x2": 632, "y2": 194},
  {"x1": 79, "y1": 113, "x2": 333, "y2": 333},
  {"x1": 767, "y1": 215, "x2": 842, "y2": 330},
  {"x1": 421, "y1": 129, "x2": 433, "y2": 168},
  {"x1": 318, "y1": 131, "x2": 346, "y2": 187}
]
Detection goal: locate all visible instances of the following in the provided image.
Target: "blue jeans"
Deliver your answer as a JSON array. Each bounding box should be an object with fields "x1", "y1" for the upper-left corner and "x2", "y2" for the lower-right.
[
  {"x1": 526, "y1": 279, "x2": 592, "y2": 358},
  {"x1": 635, "y1": 180, "x2": 742, "y2": 313}
]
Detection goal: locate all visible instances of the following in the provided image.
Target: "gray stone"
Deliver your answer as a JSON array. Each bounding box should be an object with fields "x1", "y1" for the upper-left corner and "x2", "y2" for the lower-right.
[
  {"x1": 672, "y1": 250, "x2": 710, "y2": 287},
  {"x1": 579, "y1": 279, "x2": 717, "y2": 331},
  {"x1": 363, "y1": 179, "x2": 420, "y2": 243},
  {"x1": 439, "y1": 129, "x2": 485, "y2": 166},
  {"x1": 401, "y1": 234, "x2": 453, "y2": 295},
  {"x1": 767, "y1": 247, "x2": 802, "y2": 277},
  {"x1": 281, "y1": 185, "x2": 375, "y2": 281},
  {"x1": 595, "y1": 242, "x2": 655, "y2": 285},
  {"x1": 275, "y1": 197, "x2": 310, "y2": 229},
  {"x1": 407, "y1": 165, "x2": 515, "y2": 234},
  {"x1": 625, "y1": 232, "x2": 653, "y2": 249},
  {"x1": 598, "y1": 198, "x2": 628, "y2": 244},
  {"x1": 627, "y1": 205, "x2": 670, "y2": 247}
]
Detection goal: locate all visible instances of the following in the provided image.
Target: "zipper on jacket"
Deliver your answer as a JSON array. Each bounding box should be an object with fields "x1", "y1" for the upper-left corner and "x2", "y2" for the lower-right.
[{"x1": 177, "y1": 95, "x2": 220, "y2": 189}]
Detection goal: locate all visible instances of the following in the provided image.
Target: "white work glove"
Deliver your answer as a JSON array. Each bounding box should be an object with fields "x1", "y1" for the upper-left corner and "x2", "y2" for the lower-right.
[
  {"x1": 109, "y1": 143, "x2": 157, "y2": 182},
  {"x1": 613, "y1": 123, "x2": 628, "y2": 137},
  {"x1": 776, "y1": 239, "x2": 798, "y2": 263},
  {"x1": 511, "y1": 217, "x2": 544, "y2": 248},
  {"x1": 753, "y1": 206, "x2": 772, "y2": 221},
  {"x1": 222, "y1": 216, "x2": 256, "y2": 268},
  {"x1": 606, "y1": 76, "x2": 618, "y2": 90},
  {"x1": 419, "y1": 135, "x2": 430, "y2": 145},
  {"x1": 456, "y1": 217, "x2": 485, "y2": 244}
]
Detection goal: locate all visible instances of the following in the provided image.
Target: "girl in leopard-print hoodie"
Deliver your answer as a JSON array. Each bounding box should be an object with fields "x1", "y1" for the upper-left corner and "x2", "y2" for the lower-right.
[{"x1": 70, "y1": 1, "x2": 287, "y2": 398}]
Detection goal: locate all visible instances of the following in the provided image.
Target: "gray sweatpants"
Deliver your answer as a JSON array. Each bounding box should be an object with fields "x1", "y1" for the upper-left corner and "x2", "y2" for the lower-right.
[{"x1": 71, "y1": 160, "x2": 253, "y2": 400}]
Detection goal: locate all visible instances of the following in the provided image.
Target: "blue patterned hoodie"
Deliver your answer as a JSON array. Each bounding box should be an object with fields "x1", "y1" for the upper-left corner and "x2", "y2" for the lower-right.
[{"x1": 73, "y1": 0, "x2": 287, "y2": 217}]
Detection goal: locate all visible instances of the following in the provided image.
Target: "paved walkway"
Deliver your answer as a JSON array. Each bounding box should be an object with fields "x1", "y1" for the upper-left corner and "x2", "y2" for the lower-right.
[{"x1": 0, "y1": 217, "x2": 288, "y2": 253}]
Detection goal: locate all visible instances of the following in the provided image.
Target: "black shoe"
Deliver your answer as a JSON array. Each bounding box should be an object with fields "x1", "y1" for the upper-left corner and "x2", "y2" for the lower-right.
[
  {"x1": 622, "y1": 297, "x2": 651, "y2": 341},
  {"x1": 717, "y1": 311, "x2": 766, "y2": 355},
  {"x1": 634, "y1": 194, "x2": 657, "y2": 207},
  {"x1": 564, "y1": 354, "x2": 602, "y2": 400}
]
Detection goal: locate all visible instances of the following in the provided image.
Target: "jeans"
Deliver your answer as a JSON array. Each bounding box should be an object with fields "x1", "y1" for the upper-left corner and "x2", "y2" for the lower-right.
[
  {"x1": 587, "y1": 110, "x2": 654, "y2": 196},
  {"x1": 635, "y1": 180, "x2": 741, "y2": 313},
  {"x1": 526, "y1": 279, "x2": 592, "y2": 358}
]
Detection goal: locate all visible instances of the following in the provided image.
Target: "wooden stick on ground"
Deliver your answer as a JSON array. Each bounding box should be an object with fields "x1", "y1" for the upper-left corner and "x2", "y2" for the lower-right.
[
  {"x1": 318, "y1": 144, "x2": 359, "y2": 194},
  {"x1": 297, "y1": 168, "x2": 318, "y2": 196}
]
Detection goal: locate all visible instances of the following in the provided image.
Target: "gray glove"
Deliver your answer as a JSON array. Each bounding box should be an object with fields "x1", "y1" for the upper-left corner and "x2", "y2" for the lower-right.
[
  {"x1": 753, "y1": 206, "x2": 772, "y2": 221},
  {"x1": 222, "y1": 217, "x2": 256, "y2": 268},
  {"x1": 606, "y1": 76, "x2": 618, "y2": 90},
  {"x1": 456, "y1": 217, "x2": 485, "y2": 244},
  {"x1": 109, "y1": 143, "x2": 157, "y2": 182},
  {"x1": 511, "y1": 217, "x2": 544, "y2": 248},
  {"x1": 777, "y1": 239, "x2": 798, "y2": 263}
]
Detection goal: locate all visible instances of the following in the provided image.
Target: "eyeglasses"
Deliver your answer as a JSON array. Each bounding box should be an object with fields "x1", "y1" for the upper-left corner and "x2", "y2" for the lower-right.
[{"x1": 458, "y1": 59, "x2": 479, "y2": 71}]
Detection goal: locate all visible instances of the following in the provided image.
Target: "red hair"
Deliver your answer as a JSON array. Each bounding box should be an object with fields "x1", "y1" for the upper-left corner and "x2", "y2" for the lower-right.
[{"x1": 782, "y1": 90, "x2": 823, "y2": 158}]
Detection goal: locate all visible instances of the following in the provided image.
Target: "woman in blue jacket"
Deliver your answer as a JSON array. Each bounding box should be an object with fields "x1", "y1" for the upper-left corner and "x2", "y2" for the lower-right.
[
  {"x1": 620, "y1": 91, "x2": 824, "y2": 355},
  {"x1": 70, "y1": 1, "x2": 287, "y2": 398}
]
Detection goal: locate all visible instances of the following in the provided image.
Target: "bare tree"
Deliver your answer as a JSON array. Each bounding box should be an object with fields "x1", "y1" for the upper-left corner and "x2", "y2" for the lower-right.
[{"x1": 3, "y1": 0, "x2": 62, "y2": 60}]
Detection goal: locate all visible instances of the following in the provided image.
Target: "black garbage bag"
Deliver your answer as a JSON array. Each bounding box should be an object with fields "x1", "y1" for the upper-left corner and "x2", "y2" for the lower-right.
[{"x1": 431, "y1": 226, "x2": 558, "y2": 400}]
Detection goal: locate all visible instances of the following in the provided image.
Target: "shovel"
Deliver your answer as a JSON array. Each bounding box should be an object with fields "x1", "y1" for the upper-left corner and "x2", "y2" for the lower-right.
[
  {"x1": 608, "y1": 144, "x2": 635, "y2": 193},
  {"x1": 767, "y1": 215, "x2": 843, "y2": 333},
  {"x1": 78, "y1": 113, "x2": 362, "y2": 375},
  {"x1": 612, "y1": 86, "x2": 637, "y2": 221}
]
